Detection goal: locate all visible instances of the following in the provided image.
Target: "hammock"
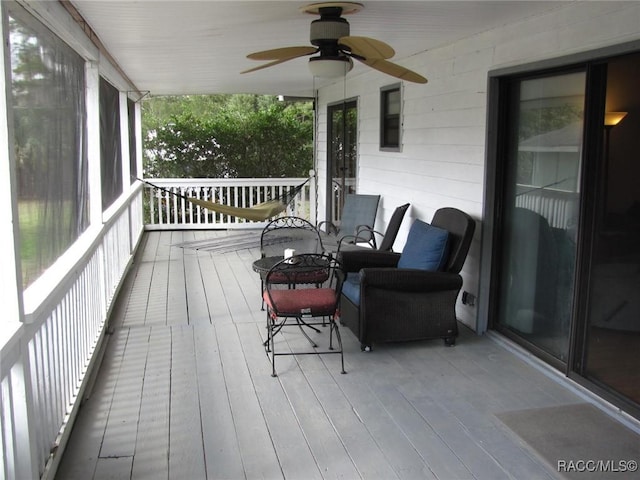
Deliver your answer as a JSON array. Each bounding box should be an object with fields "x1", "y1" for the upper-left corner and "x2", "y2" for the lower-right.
[{"x1": 140, "y1": 178, "x2": 309, "y2": 222}]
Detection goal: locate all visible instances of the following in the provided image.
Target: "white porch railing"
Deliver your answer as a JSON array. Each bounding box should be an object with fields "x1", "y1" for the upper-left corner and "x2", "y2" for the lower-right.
[
  {"x1": 515, "y1": 186, "x2": 579, "y2": 230},
  {"x1": 143, "y1": 176, "x2": 316, "y2": 230},
  {"x1": 0, "y1": 176, "x2": 317, "y2": 479},
  {"x1": 0, "y1": 187, "x2": 144, "y2": 480}
]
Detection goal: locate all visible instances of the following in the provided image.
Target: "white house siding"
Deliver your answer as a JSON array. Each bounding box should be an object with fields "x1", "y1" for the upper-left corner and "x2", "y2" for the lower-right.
[{"x1": 315, "y1": 1, "x2": 640, "y2": 331}]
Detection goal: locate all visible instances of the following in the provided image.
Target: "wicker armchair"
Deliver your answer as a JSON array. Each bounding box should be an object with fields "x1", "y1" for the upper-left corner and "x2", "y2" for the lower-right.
[{"x1": 338, "y1": 207, "x2": 475, "y2": 350}]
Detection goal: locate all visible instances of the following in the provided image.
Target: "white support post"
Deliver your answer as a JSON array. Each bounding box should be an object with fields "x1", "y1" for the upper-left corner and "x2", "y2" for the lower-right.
[
  {"x1": 309, "y1": 169, "x2": 317, "y2": 225},
  {"x1": 85, "y1": 61, "x2": 102, "y2": 227},
  {"x1": 0, "y1": 5, "x2": 24, "y2": 328},
  {"x1": 10, "y1": 357, "x2": 38, "y2": 480},
  {"x1": 119, "y1": 92, "x2": 130, "y2": 194},
  {"x1": 0, "y1": 16, "x2": 38, "y2": 479},
  {"x1": 135, "y1": 101, "x2": 143, "y2": 181}
]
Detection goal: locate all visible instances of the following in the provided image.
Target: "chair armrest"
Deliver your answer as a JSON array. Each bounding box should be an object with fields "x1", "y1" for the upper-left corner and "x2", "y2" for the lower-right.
[
  {"x1": 354, "y1": 225, "x2": 382, "y2": 249},
  {"x1": 338, "y1": 250, "x2": 400, "y2": 272},
  {"x1": 360, "y1": 268, "x2": 463, "y2": 292},
  {"x1": 337, "y1": 229, "x2": 382, "y2": 250},
  {"x1": 317, "y1": 220, "x2": 338, "y2": 236}
]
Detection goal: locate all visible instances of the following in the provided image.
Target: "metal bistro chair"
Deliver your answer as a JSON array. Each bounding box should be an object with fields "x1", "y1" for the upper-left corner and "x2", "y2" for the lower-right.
[
  {"x1": 260, "y1": 216, "x2": 324, "y2": 258},
  {"x1": 257, "y1": 216, "x2": 325, "y2": 309},
  {"x1": 262, "y1": 253, "x2": 346, "y2": 377}
]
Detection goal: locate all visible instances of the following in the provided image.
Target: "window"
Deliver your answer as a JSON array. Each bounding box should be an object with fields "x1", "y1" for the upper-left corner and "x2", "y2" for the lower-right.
[
  {"x1": 380, "y1": 84, "x2": 401, "y2": 150},
  {"x1": 8, "y1": 6, "x2": 89, "y2": 288},
  {"x1": 100, "y1": 77, "x2": 123, "y2": 210}
]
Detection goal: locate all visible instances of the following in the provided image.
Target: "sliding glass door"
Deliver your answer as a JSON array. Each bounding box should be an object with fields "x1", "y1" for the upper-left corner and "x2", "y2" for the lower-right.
[
  {"x1": 495, "y1": 71, "x2": 585, "y2": 363},
  {"x1": 490, "y1": 50, "x2": 640, "y2": 416}
]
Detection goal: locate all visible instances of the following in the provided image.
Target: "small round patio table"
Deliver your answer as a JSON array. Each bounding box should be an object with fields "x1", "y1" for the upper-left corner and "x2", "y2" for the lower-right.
[{"x1": 252, "y1": 255, "x2": 284, "y2": 277}]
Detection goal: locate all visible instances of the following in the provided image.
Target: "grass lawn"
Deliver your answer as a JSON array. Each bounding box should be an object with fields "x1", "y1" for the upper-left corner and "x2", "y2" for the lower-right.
[{"x1": 18, "y1": 199, "x2": 74, "y2": 287}]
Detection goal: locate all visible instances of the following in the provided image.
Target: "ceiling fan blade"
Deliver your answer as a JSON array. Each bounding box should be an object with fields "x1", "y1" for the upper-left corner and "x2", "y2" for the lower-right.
[
  {"x1": 339, "y1": 36, "x2": 394, "y2": 60},
  {"x1": 247, "y1": 46, "x2": 317, "y2": 61},
  {"x1": 357, "y1": 57, "x2": 428, "y2": 84},
  {"x1": 241, "y1": 56, "x2": 305, "y2": 74}
]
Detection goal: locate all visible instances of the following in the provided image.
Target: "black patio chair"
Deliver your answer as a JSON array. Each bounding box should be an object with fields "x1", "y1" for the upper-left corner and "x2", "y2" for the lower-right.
[
  {"x1": 262, "y1": 254, "x2": 346, "y2": 377},
  {"x1": 318, "y1": 194, "x2": 380, "y2": 250},
  {"x1": 337, "y1": 202, "x2": 410, "y2": 252}
]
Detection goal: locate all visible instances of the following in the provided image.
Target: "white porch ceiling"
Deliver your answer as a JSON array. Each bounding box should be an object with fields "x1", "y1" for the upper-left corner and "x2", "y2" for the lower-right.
[{"x1": 70, "y1": 0, "x2": 566, "y2": 98}]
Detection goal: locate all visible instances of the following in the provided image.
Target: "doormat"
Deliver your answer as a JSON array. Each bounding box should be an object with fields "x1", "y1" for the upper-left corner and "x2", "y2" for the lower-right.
[{"x1": 497, "y1": 403, "x2": 640, "y2": 479}]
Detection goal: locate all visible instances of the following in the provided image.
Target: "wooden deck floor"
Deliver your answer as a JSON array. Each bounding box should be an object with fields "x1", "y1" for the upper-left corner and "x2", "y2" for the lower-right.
[{"x1": 57, "y1": 231, "x2": 601, "y2": 480}]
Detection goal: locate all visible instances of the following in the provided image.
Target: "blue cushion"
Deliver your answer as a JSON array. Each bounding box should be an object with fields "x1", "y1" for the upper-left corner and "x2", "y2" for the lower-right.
[
  {"x1": 342, "y1": 272, "x2": 361, "y2": 305},
  {"x1": 397, "y1": 220, "x2": 450, "y2": 271}
]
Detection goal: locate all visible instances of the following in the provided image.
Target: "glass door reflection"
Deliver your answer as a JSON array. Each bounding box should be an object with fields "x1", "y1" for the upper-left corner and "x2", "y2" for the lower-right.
[{"x1": 497, "y1": 72, "x2": 585, "y2": 362}]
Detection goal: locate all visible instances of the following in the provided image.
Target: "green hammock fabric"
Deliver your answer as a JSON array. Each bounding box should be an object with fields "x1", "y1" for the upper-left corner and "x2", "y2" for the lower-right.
[
  {"x1": 186, "y1": 197, "x2": 287, "y2": 222},
  {"x1": 141, "y1": 178, "x2": 308, "y2": 222}
]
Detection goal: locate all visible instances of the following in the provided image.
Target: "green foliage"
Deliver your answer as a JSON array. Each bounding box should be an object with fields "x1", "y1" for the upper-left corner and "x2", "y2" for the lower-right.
[
  {"x1": 518, "y1": 104, "x2": 583, "y2": 141},
  {"x1": 142, "y1": 95, "x2": 313, "y2": 178},
  {"x1": 516, "y1": 103, "x2": 583, "y2": 185}
]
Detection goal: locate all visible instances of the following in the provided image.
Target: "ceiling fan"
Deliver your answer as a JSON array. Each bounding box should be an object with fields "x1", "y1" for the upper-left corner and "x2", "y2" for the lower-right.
[{"x1": 242, "y1": 2, "x2": 427, "y2": 83}]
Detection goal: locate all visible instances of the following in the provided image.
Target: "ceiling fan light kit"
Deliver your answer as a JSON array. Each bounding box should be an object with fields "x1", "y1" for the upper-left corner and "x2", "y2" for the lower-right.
[
  {"x1": 308, "y1": 55, "x2": 353, "y2": 77},
  {"x1": 242, "y1": 1, "x2": 427, "y2": 84}
]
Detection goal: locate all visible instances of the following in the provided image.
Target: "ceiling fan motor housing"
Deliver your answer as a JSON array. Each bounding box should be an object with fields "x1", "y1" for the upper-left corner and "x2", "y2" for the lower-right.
[{"x1": 310, "y1": 17, "x2": 349, "y2": 45}]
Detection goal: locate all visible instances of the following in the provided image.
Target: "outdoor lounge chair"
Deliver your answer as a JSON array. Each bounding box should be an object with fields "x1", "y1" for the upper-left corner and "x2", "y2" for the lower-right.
[
  {"x1": 318, "y1": 193, "x2": 380, "y2": 249},
  {"x1": 337, "y1": 202, "x2": 410, "y2": 252},
  {"x1": 338, "y1": 207, "x2": 475, "y2": 350}
]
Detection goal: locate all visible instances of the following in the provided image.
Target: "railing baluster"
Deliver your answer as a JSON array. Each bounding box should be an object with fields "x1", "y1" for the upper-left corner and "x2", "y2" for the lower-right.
[
  {"x1": 195, "y1": 187, "x2": 201, "y2": 224},
  {"x1": 2, "y1": 369, "x2": 16, "y2": 477}
]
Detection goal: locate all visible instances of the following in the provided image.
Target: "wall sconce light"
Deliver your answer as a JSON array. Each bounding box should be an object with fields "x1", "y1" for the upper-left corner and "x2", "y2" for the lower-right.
[
  {"x1": 602, "y1": 111, "x2": 628, "y2": 211},
  {"x1": 604, "y1": 111, "x2": 628, "y2": 127}
]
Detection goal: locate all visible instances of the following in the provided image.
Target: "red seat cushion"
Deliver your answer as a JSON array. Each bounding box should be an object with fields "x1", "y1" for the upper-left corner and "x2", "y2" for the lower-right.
[
  {"x1": 267, "y1": 269, "x2": 329, "y2": 285},
  {"x1": 264, "y1": 288, "x2": 336, "y2": 317}
]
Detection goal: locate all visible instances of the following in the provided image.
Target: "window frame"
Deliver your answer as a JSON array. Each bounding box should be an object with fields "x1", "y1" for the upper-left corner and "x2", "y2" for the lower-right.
[{"x1": 380, "y1": 83, "x2": 402, "y2": 151}]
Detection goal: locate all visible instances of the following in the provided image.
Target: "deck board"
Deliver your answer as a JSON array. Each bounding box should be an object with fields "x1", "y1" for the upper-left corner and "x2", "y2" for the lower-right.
[
  {"x1": 99, "y1": 327, "x2": 147, "y2": 459},
  {"x1": 131, "y1": 326, "x2": 171, "y2": 479},
  {"x1": 215, "y1": 322, "x2": 283, "y2": 479},
  {"x1": 57, "y1": 230, "x2": 612, "y2": 480},
  {"x1": 194, "y1": 324, "x2": 245, "y2": 480},
  {"x1": 169, "y1": 325, "x2": 207, "y2": 479}
]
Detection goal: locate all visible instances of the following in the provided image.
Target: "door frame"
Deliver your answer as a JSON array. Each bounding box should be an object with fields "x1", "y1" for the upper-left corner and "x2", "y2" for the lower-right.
[{"x1": 326, "y1": 98, "x2": 358, "y2": 225}]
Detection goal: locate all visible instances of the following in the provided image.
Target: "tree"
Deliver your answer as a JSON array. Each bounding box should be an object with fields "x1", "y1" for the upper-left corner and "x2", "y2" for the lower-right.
[{"x1": 142, "y1": 95, "x2": 313, "y2": 178}]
